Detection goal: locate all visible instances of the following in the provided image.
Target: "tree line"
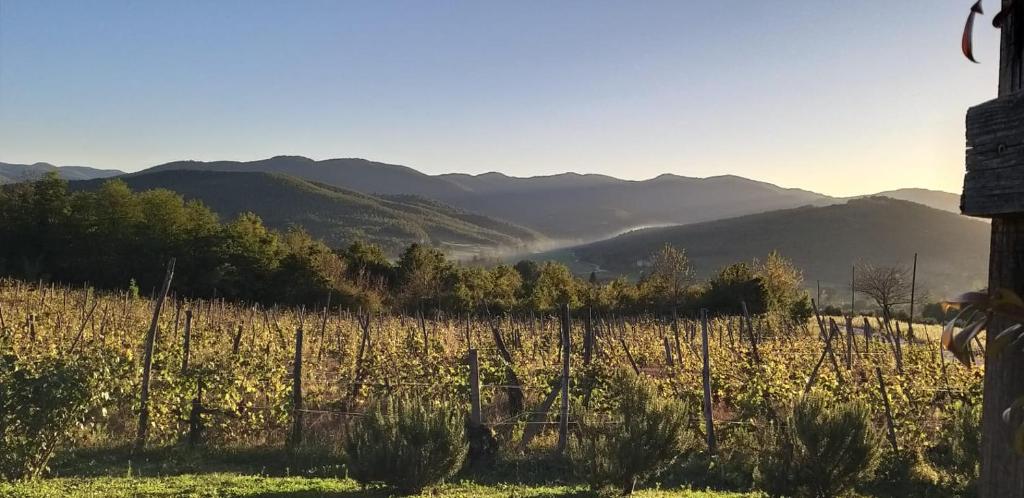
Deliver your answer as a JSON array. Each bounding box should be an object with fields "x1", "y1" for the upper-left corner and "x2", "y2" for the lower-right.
[{"x1": 0, "y1": 174, "x2": 811, "y2": 319}]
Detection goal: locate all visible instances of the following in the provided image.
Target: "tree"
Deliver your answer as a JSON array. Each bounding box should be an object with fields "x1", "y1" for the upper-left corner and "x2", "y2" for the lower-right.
[
  {"x1": 488, "y1": 265, "x2": 522, "y2": 312},
  {"x1": 339, "y1": 240, "x2": 393, "y2": 286},
  {"x1": 640, "y1": 244, "x2": 695, "y2": 311},
  {"x1": 396, "y1": 243, "x2": 451, "y2": 311},
  {"x1": 527, "y1": 262, "x2": 580, "y2": 311},
  {"x1": 702, "y1": 262, "x2": 766, "y2": 315},
  {"x1": 853, "y1": 263, "x2": 912, "y2": 319}
]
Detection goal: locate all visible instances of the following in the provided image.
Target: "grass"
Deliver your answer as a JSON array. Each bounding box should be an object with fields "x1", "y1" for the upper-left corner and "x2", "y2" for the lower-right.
[
  {"x1": 0, "y1": 474, "x2": 760, "y2": 498},
  {"x1": 0, "y1": 445, "x2": 760, "y2": 498}
]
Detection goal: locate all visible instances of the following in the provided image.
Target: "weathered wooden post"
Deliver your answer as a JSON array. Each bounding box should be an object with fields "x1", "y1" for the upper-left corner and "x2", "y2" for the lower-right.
[
  {"x1": 876, "y1": 366, "x2": 899, "y2": 454},
  {"x1": 289, "y1": 321, "x2": 304, "y2": 449},
  {"x1": 557, "y1": 303, "x2": 571, "y2": 454},
  {"x1": 700, "y1": 309, "x2": 717, "y2": 454},
  {"x1": 908, "y1": 253, "x2": 917, "y2": 340},
  {"x1": 134, "y1": 257, "x2": 175, "y2": 452},
  {"x1": 180, "y1": 309, "x2": 193, "y2": 375},
  {"x1": 468, "y1": 348, "x2": 482, "y2": 427},
  {"x1": 960, "y1": 3, "x2": 1024, "y2": 493}
]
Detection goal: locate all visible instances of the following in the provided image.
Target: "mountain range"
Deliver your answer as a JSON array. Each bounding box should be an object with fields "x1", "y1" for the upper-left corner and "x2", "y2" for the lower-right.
[
  {"x1": 9, "y1": 155, "x2": 982, "y2": 295},
  {"x1": 0, "y1": 162, "x2": 123, "y2": 184},
  {"x1": 138, "y1": 156, "x2": 952, "y2": 241}
]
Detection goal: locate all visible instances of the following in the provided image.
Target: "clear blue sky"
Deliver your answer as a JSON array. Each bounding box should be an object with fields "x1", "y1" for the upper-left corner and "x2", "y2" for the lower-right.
[{"x1": 0, "y1": 1, "x2": 1001, "y2": 196}]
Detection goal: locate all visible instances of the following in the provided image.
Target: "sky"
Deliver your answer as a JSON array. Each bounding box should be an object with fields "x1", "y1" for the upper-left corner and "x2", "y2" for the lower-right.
[{"x1": 0, "y1": 1, "x2": 1003, "y2": 196}]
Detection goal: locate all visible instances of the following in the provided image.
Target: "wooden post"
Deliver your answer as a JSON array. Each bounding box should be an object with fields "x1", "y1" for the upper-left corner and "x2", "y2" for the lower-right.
[
  {"x1": 876, "y1": 367, "x2": 899, "y2": 453},
  {"x1": 134, "y1": 257, "x2": 175, "y2": 452},
  {"x1": 700, "y1": 309, "x2": 717, "y2": 454},
  {"x1": 804, "y1": 320, "x2": 841, "y2": 395},
  {"x1": 740, "y1": 301, "x2": 761, "y2": 364},
  {"x1": 231, "y1": 324, "x2": 243, "y2": 355},
  {"x1": 963, "y1": 6, "x2": 1024, "y2": 490},
  {"x1": 468, "y1": 349, "x2": 482, "y2": 427},
  {"x1": 672, "y1": 309, "x2": 684, "y2": 367},
  {"x1": 180, "y1": 309, "x2": 192, "y2": 375},
  {"x1": 663, "y1": 336, "x2": 675, "y2": 367},
  {"x1": 557, "y1": 304, "x2": 571, "y2": 454},
  {"x1": 290, "y1": 322, "x2": 304, "y2": 449},
  {"x1": 845, "y1": 315, "x2": 854, "y2": 370},
  {"x1": 583, "y1": 308, "x2": 594, "y2": 365},
  {"x1": 908, "y1": 253, "x2": 917, "y2": 340},
  {"x1": 850, "y1": 265, "x2": 856, "y2": 316}
]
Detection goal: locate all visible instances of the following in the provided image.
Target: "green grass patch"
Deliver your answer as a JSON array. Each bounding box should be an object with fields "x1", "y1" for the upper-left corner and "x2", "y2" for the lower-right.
[{"x1": 0, "y1": 474, "x2": 760, "y2": 498}]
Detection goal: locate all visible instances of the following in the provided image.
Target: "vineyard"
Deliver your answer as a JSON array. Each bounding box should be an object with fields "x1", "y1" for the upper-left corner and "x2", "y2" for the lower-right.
[{"x1": 0, "y1": 277, "x2": 983, "y2": 496}]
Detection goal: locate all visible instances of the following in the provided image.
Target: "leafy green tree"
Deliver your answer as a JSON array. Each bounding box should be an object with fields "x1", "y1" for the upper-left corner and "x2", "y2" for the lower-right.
[
  {"x1": 640, "y1": 244, "x2": 695, "y2": 311},
  {"x1": 702, "y1": 262, "x2": 767, "y2": 314},
  {"x1": 488, "y1": 265, "x2": 522, "y2": 312},
  {"x1": 396, "y1": 243, "x2": 452, "y2": 311},
  {"x1": 526, "y1": 261, "x2": 580, "y2": 311},
  {"x1": 339, "y1": 240, "x2": 393, "y2": 286},
  {"x1": 216, "y1": 213, "x2": 285, "y2": 300}
]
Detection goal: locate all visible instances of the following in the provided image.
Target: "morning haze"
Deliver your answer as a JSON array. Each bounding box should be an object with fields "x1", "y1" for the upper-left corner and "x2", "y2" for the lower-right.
[{"x1": 0, "y1": 1, "x2": 999, "y2": 196}]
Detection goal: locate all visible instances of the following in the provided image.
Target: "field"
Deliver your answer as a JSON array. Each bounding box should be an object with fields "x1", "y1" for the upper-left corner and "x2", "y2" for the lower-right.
[{"x1": 0, "y1": 278, "x2": 982, "y2": 496}]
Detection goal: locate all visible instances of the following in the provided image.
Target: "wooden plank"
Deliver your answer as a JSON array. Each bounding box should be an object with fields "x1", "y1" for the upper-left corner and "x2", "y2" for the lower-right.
[{"x1": 963, "y1": 90, "x2": 1024, "y2": 216}]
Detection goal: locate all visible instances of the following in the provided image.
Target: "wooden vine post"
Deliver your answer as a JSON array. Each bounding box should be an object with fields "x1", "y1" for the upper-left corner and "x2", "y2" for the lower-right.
[
  {"x1": 557, "y1": 303, "x2": 571, "y2": 454},
  {"x1": 960, "y1": 2, "x2": 1024, "y2": 494},
  {"x1": 180, "y1": 309, "x2": 193, "y2": 375},
  {"x1": 468, "y1": 348, "x2": 482, "y2": 427},
  {"x1": 700, "y1": 309, "x2": 717, "y2": 454},
  {"x1": 289, "y1": 321, "x2": 304, "y2": 449},
  {"x1": 134, "y1": 257, "x2": 175, "y2": 452}
]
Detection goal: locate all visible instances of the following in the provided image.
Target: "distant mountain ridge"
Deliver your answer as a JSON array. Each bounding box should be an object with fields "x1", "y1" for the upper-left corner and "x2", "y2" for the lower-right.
[
  {"x1": 13, "y1": 156, "x2": 970, "y2": 261},
  {"x1": 854, "y1": 188, "x2": 960, "y2": 214},
  {"x1": 70, "y1": 170, "x2": 542, "y2": 256},
  {"x1": 572, "y1": 197, "x2": 988, "y2": 297},
  {"x1": 0, "y1": 162, "x2": 123, "y2": 184},
  {"x1": 134, "y1": 156, "x2": 840, "y2": 241},
  {"x1": 144, "y1": 156, "x2": 471, "y2": 199}
]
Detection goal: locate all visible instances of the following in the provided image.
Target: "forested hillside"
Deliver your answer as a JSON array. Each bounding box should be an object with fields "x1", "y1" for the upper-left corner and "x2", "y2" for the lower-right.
[
  {"x1": 72, "y1": 170, "x2": 542, "y2": 254},
  {"x1": 573, "y1": 197, "x2": 989, "y2": 297}
]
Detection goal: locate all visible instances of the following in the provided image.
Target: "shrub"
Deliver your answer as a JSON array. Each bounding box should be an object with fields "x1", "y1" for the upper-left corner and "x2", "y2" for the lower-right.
[
  {"x1": 929, "y1": 402, "x2": 981, "y2": 492},
  {"x1": 0, "y1": 353, "x2": 100, "y2": 479},
  {"x1": 569, "y1": 372, "x2": 691, "y2": 495},
  {"x1": 756, "y1": 393, "x2": 881, "y2": 498},
  {"x1": 344, "y1": 395, "x2": 467, "y2": 495},
  {"x1": 871, "y1": 450, "x2": 943, "y2": 498},
  {"x1": 670, "y1": 426, "x2": 758, "y2": 491}
]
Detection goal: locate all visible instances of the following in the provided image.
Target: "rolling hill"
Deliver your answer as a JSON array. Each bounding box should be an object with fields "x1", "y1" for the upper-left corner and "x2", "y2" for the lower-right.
[
  {"x1": 137, "y1": 156, "x2": 835, "y2": 241},
  {"x1": 143, "y1": 156, "x2": 471, "y2": 199},
  {"x1": 571, "y1": 197, "x2": 989, "y2": 298},
  {"x1": 436, "y1": 172, "x2": 834, "y2": 240},
  {"x1": 856, "y1": 188, "x2": 961, "y2": 213},
  {"x1": 71, "y1": 170, "x2": 542, "y2": 255},
  {"x1": 0, "y1": 162, "x2": 123, "y2": 184}
]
